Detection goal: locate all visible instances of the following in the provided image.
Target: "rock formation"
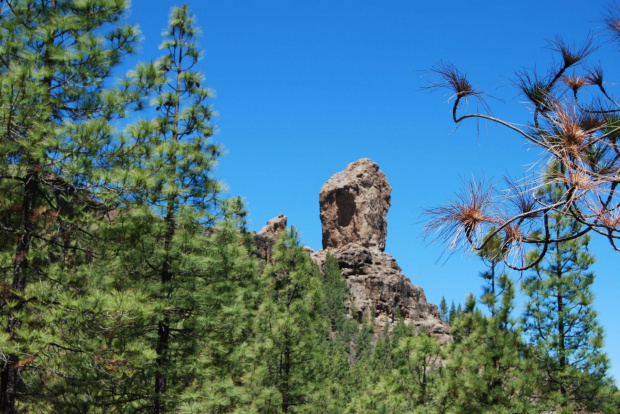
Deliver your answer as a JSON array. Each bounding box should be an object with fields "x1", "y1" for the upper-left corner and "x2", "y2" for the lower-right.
[
  {"x1": 258, "y1": 214, "x2": 287, "y2": 239},
  {"x1": 254, "y1": 159, "x2": 450, "y2": 342},
  {"x1": 314, "y1": 159, "x2": 450, "y2": 342},
  {"x1": 319, "y1": 158, "x2": 391, "y2": 252},
  {"x1": 252, "y1": 214, "x2": 287, "y2": 262}
]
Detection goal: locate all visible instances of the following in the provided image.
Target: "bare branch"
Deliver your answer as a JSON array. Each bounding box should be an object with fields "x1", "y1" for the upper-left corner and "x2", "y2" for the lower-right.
[{"x1": 425, "y1": 18, "x2": 620, "y2": 269}]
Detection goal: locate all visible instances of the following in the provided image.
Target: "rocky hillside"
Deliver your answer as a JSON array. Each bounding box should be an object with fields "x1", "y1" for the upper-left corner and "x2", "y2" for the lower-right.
[{"x1": 255, "y1": 158, "x2": 450, "y2": 343}]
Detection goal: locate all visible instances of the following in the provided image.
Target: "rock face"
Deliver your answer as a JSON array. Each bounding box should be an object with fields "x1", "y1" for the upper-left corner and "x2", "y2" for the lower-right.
[
  {"x1": 314, "y1": 159, "x2": 450, "y2": 342},
  {"x1": 319, "y1": 158, "x2": 391, "y2": 252},
  {"x1": 258, "y1": 214, "x2": 287, "y2": 239},
  {"x1": 252, "y1": 215, "x2": 288, "y2": 262}
]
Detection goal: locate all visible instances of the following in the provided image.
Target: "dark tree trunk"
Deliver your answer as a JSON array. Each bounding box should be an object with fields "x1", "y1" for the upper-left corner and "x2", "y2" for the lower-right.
[
  {"x1": 154, "y1": 316, "x2": 170, "y2": 414},
  {"x1": 1, "y1": 171, "x2": 37, "y2": 414},
  {"x1": 558, "y1": 291, "x2": 567, "y2": 404},
  {"x1": 154, "y1": 196, "x2": 175, "y2": 414},
  {"x1": 0, "y1": 355, "x2": 19, "y2": 414},
  {"x1": 281, "y1": 332, "x2": 291, "y2": 413}
]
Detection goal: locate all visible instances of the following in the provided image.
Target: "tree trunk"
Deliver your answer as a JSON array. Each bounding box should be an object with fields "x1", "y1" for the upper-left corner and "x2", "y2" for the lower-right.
[
  {"x1": 154, "y1": 202, "x2": 175, "y2": 414},
  {"x1": 1, "y1": 171, "x2": 37, "y2": 414},
  {"x1": 281, "y1": 332, "x2": 291, "y2": 413},
  {"x1": 558, "y1": 290, "x2": 566, "y2": 404},
  {"x1": 154, "y1": 316, "x2": 170, "y2": 414}
]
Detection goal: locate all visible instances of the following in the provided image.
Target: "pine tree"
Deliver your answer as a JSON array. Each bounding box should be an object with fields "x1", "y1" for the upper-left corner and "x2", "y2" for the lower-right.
[
  {"x1": 313, "y1": 252, "x2": 362, "y2": 411},
  {"x1": 523, "y1": 185, "x2": 612, "y2": 412},
  {"x1": 353, "y1": 309, "x2": 374, "y2": 364},
  {"x1": 346, "y1": 319, "x2": 443, "y2": 413},
  {"x1": 98, "y1": 5, "x2": 235, "y2": 412},
  {"x1": 392, "y1": 327, "x2": 444, "y2": 412},
  {"x1": 323, "y1": 253, "x2": 349, "y2": 334},
  {"x1": 313, "y1": 336, "x2": 354, "y2": 413},
  {"x1": 346, "y1": 339, "x2": 401, "y2": 414},
  {"x1": 439, "y1": 297, "x2": 448, "y2": 323},
  {"x1": 151, "y1": 6, "x2": 218, "y2": 412},
  {"x1": 448, "y1": 301, "x2": 457, "y2": 325},
  {"x1": 176, "y1": 199, "x2": 259, "y2": 413},
  {"x1": 442, "y1": 281, "x2": 536, "y2": 413},
  {"x1": 0, "y1": 1, "x2": 149, "y2": 411},
  {"x1": 390, "y1": 306, "x2": 415, "y2": 348},
  {"x1": 248, "y1": 227, "x2": 328, "y2": 413},
  {"x1": 476, "y1": 230, "x2": 505, "y2": 318},
  {"x1": 371, "y1": 328, "x2": 392, "y2": 373}
]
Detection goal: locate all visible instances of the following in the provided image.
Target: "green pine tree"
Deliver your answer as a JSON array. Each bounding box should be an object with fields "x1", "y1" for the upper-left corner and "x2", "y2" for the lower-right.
[
  {"x1": 439, "y1": 297, "x2": 449, "y2": 323},
  {"x1": 391, "y1": 327, "x2": 445, "y2": 412},
  {"x1": 314, "y1": 253, "x2": 360, "y2": 411},
  {"x1": 476, "y1": 230, "x2": 506, "y2": 318},
  {"x1": 99, "y1": 5, "x2": 240, "y2": 412},
  {"x1": 448, "y1": 300, "x2": 457, "y2": 325},
  {"x1": 371, "y1": 328, "x2": 392, "y2": 373},
  {"x1": 523, "y1": 185, "x2": 612, "y2": 412},
  {"x1": 312, "y1": 337, "x2": 354, "y2": 413},
  {"x1": 176, "y1": 199, "x2": 259, "y2": 413},
  {"x1": 248, "y1": 227, "x2": 328, "y2": 413},
  {"x1": 390, "y1": 306, "x2": 415, "y2": 348},
  {"x1": 442, "y1": 280, "x2": 536, "y2": 413},
  {"x1": 0, "y1": 1, "x2": 148, "y2": 411},
  {"x1": 455, "y1": 303, "x2": 462, "y2": 320},
  {"x1": 354, "y1": 309, "x2": 374, "y2": 364},
  {"x1": 323, "y1": 253, "x2": 349, "y2": 334}
]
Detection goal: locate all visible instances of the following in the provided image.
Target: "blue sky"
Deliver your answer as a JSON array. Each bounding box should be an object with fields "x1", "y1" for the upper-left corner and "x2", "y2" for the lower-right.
[{"x1": 127, "y1": 0, "x2": 620, "y2": 382}]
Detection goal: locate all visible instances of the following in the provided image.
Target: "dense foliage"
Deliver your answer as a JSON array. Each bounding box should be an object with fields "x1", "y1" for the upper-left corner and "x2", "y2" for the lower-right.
[{"x1": 0, "y1": 1, "x2": 618, "y2": 413}]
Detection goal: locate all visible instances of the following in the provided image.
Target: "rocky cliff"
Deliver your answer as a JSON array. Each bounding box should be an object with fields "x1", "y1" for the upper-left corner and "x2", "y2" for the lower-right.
[{"x1": 254, "y1": 158, "x2": 450, "y2": 343}]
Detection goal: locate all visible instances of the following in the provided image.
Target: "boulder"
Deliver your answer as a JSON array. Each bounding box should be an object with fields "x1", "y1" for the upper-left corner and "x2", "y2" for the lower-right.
[{"x1": 319, "y1": 158, "x2": 391, "y2": 252}]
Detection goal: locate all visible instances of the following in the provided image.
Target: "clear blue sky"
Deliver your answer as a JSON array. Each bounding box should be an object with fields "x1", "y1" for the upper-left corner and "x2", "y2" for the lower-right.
[{"x1": 127, "y1": 0, "x2": 620, "y2": 383}]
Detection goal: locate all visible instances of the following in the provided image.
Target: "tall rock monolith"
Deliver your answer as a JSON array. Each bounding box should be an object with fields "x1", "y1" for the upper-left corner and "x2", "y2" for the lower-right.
[
  {"x1": 319, "y1": 158, "x2": 391, "y2": 252},
  {"x1": 314, "y1": 158, "x2": 450, "y2": 342}
]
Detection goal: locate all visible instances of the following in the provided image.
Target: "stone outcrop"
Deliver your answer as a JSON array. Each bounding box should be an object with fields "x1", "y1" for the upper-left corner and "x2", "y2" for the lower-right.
[
  {"x1": 258, "y1": 214, "x2": 287, "y2": 239},
  {"x1": 312, "y1": 245, "x2": 449, "y2": 341},
  {"x1": 252, "y1": 215, "x2": 287, "y2": 262},
  {"x1": 319, "y1": 158, "x2": 391, "y2": 252},
  {"x1": 253, "y1": 159, "x2": 450, "y2": 343},
  {"x1": 314, "y1": 159, "x2": 450, "y2": 342}
]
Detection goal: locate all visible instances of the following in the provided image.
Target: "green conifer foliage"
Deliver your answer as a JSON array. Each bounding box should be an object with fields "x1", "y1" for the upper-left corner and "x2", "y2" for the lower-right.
[
  {"x1": 390, "y1": 308, "x2": 416, "y2": 354},
  {"x1": 353, "y1": 311, "x2": 374, "y2": 364},
  {"x1": 249, "y1": 227, "x2": 328, "y2": 413},
  {"x1": 313, "y1": 337, "x2": 353, "y2": 413},
  {"x1": 439, "y1": 297, "x2": 448, "y2": 323},
  {"x1": 99, "y1": 5, "x2": 244, "y2": 412},
  {"x1": 523, "y1": 185, "x2": 612, "y2": 412},
  {"x1": 176, "y1": 199, "x2": 259, "y2": 413},
  {"x1": 476, "y1": 230, "x2": 506, "y2": 318},
  {"x1": 346, "y1": 320, "x2": 442, "y2": 413},
  {"x1": 0, "y1": 1, "x2": 148, "y2": 411},
  {"x1": 443, "y1": 282, "x2": 536, "y2": 413},
  {"x1": 392, "y1": 328, "x2": 445, "y2": 412},
  {"x1": 371, "y1": 330, "x2": 391, "y2": 373},
  {"x1": 313, "y1": 253, "x2": 361, "y2": 412},
  {"x1": 323, "y1": 253, "x2": 349, "y2": 334},
  {"x1": 448, "y1": 301, "x2": 457, "y2": 325}
]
